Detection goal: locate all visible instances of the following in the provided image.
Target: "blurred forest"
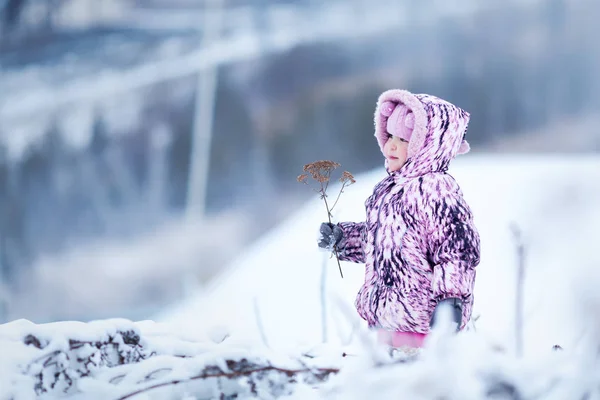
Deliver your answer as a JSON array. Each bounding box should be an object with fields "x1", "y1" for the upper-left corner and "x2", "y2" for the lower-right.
[{"x1": 1, "y1": 0, "x2": 599, "y2": 322}]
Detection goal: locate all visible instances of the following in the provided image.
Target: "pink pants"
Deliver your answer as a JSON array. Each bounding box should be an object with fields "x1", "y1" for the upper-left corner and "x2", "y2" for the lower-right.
[{"x1": 377, "y1": 330, "x2": 427, "y2": 348}]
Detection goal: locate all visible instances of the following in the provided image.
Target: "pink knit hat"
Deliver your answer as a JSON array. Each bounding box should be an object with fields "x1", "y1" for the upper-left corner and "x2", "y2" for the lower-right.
[{"x1": 381, "y1": 100, "x2": 415, "y2": 142}]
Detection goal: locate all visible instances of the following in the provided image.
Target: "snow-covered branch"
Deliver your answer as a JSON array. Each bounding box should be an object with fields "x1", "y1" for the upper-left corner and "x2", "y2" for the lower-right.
[
  {"x1": 0, "y1": 319, "x2": 340, "y2": 399},
  {"x1": 115, "y1": 358, "x2": 338, "y2": 400}
]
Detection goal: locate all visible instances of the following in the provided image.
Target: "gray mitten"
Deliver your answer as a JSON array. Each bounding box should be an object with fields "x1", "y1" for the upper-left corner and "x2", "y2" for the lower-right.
[
  {"x1": 317, "y1": 222, "x2": 343, "y2": 250},
  {"x1": 430, "y1": 298, "x2": 463, "y2": 331}
]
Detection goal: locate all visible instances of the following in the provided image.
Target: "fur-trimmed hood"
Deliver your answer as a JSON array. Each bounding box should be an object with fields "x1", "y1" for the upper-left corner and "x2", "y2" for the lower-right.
[{"x1": 374, "y1": 89, "x2": 471, "y2": 178}]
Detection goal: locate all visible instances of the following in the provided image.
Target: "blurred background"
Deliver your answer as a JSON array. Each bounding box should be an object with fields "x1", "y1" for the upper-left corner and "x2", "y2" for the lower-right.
[{"x1": 1, "y1": 0, "x2": 599, "y2": 324}]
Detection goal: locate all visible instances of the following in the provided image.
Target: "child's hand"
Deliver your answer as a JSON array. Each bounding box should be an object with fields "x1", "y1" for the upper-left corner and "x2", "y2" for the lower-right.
[
  {"x1": 430, "y1": 298, "x2": 463, "y2": 331},
  {"x1": 317, "y1": 222, "x2": 343, "y2": 250}
]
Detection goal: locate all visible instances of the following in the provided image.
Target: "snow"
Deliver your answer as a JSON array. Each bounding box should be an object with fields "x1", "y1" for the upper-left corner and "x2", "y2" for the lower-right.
[
  {"x1": 4, "y1": 315, "x2": 600, "y2": 398},
  {"x1": 2, "y1": 154, "x2": 600, "y2": 398},
  {"x1": 157, "y1": 154, "x2": 600, "y2": 357}
]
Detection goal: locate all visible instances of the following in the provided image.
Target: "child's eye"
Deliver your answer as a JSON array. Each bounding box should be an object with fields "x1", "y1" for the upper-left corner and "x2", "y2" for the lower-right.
[
  {"x1": 400, "y1": 138, "x2": 408, "y2": 143},
  {"x1": 386, "y1": 133, "x2": 393, "y2": 139}
]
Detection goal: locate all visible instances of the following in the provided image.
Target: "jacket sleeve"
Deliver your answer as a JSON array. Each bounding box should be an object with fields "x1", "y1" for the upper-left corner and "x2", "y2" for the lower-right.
[
  {"x1": 417, "y1": 176, "x2": 481, "y2": 302},
  {"x1": 335, "y1": 222, "x2": 367, "y2": 263}
]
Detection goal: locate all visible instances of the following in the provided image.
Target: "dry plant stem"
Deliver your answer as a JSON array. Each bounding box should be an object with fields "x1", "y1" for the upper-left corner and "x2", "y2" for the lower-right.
[
  {"x1": 117, "y1": 363, "x2": 339, "y2": 400},
  {"x1": 253, "y1": 297, "x2": 270, "y2": 349},
  {"x1": 319, "y1": 180, "x2": 344, "y2": 278},
  {"x1": 330, "y1": 180, "x2": 351, "y2": 213},
  {"x1": 510, "y1": 223, "x2": 526, "y2": 358},
  {"x1": 321, "y1": 252, "x2": 328, "y2": 343}
]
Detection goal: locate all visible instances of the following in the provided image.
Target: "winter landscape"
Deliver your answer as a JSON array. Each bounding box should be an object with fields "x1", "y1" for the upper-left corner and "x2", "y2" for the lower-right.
[{"x1": 3, "y1": 0, "x2": 600, "y2": 398}]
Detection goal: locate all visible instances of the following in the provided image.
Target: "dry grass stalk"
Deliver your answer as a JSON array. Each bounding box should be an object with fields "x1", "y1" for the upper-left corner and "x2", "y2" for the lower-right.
[{"x1": 298, "y1": 160, "x2": 355, "y2": 278}]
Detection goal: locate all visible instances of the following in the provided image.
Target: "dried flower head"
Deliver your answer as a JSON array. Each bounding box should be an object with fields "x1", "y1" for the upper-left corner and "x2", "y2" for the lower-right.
[
  {"x1": 303, "y1": 160, "x2": 341, "y2": 183},
  {"x1": 340, "y1": 171, "x2": 356, "y2": 185},
  {"x1": 297, "y1": 174, "x2": 308, "y2": 184}
]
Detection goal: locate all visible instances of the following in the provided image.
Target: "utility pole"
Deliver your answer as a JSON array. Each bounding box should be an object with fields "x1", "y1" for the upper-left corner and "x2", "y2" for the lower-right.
[{"x1": 186, "y1": 0, "x2": 225, "y2": 220}]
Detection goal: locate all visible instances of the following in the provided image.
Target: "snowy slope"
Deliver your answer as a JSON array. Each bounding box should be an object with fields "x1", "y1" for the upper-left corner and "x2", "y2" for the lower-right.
[{"x1": 157, "y1": 154, "x2": 600, "y2": 356}]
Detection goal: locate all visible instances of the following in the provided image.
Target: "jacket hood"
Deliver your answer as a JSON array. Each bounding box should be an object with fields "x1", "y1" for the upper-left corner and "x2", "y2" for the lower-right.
[{"x1": 374, "y1": 89, "x2": 471, "y2": 178}]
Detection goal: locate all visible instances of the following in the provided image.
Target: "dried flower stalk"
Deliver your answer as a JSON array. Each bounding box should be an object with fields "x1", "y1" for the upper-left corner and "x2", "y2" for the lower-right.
[{"x1": 298, "y1": 160, "x2": 355, "y2": 278}]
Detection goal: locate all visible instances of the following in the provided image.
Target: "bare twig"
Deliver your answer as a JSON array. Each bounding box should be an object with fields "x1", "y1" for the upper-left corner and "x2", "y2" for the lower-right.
[
  {"x1": 332, "y1": 246, "x2": 344, "y2": 278},
  {"x1": 330, "y1": 295, "x2": 389, "y2": 366},
  {"x1": 330, "y1": 172, "x2": 355, "y2": 212},
  {"x1": 330, "y1": 293, "x2": 358, "y2": 347},
  {"x1": 470, "y1": 314, "x2": 481, "y2": 333},
  {"x1": 116, "y1": 360, "x2": 339, "y2": 400},
  {"x1": 329, "y1": 183, "x2": 346, "y2": 214},
  {"x1": 253, "y1": 297, "x2": 270, "y2": 349},
  {"x1": 510, "y1": 223, "x2": 526, "y2": 358},
  {"x1": 321, "y1": 252, "x2": 328, "y2": 343},
  {"x1": 321, "y1": 187, "x2": 334, "y2": 224}
]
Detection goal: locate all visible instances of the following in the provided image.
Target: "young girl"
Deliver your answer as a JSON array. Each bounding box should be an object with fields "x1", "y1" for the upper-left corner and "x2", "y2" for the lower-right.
[{"x1": 318, "y1": 89, "x2": 480, "y2": 348}]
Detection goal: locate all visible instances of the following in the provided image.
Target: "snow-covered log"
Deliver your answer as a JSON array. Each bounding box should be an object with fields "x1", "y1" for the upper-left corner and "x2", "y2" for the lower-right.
[{"x1": 0, "y1": 319, "x2": 340, "y2": 399}]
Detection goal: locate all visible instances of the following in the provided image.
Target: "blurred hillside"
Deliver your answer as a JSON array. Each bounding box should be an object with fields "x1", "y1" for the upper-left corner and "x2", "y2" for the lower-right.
[{"x1": 1, "y1": 0, "x2": 599, "y2": 322}]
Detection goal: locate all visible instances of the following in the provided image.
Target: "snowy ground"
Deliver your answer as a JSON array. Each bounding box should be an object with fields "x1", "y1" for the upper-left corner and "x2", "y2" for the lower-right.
[{"x1": 2, "y1": 308, "x2": 599, "y2": 399}]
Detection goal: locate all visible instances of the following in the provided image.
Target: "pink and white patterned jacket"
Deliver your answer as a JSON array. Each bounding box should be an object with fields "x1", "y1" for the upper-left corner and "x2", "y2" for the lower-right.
[{"x1": 336, "y1": 89, "x2": 480, "y2": 333}]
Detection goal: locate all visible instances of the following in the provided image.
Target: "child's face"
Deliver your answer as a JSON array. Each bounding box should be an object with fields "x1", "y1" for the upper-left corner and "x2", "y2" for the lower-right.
[{"x1": 384, "y1": 134, "x2": 409, "y2": 172}]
